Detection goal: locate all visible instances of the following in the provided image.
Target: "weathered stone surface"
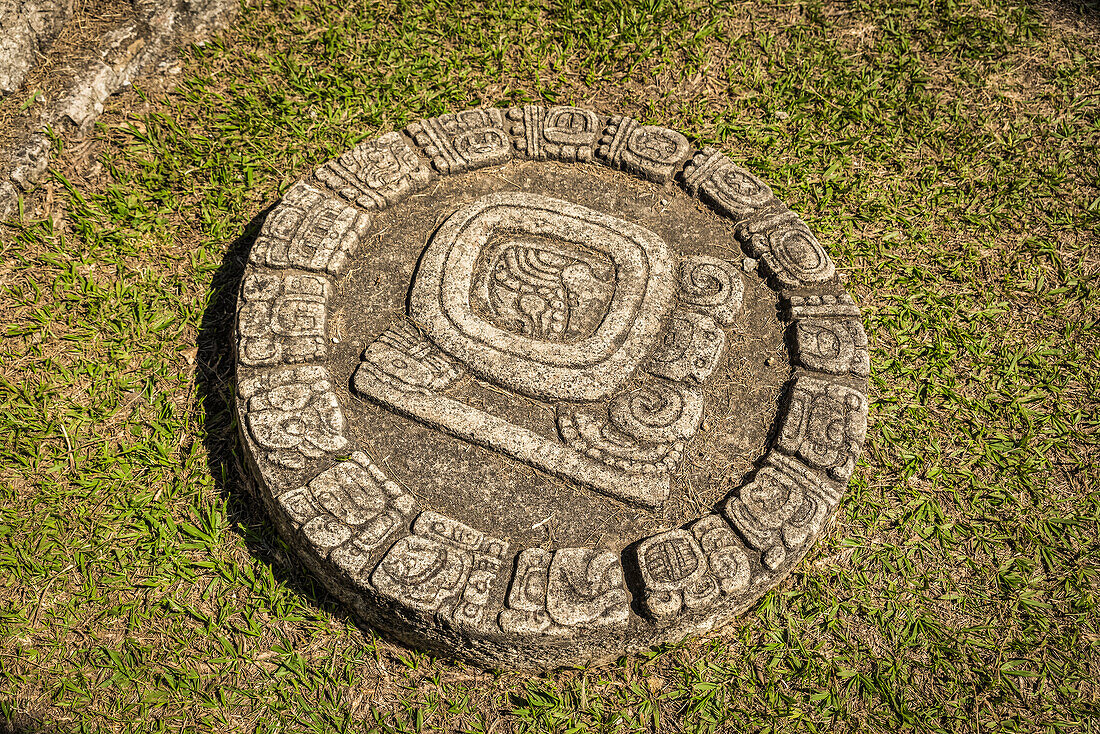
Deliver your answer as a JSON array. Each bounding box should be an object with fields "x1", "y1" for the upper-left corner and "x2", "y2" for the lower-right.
[
  {"x1": 678, "y1": 256, "x2": 744, "y2": 326},
  {"x1": 371, "y1": 511, "x2": 509, "y2": 630},
  {"x1": 318, "y1": 453, "x2": 419, "y2": 586},
  {"x1": 237, "y1": 270, "x2": 330, "y2": 367},
  {"x1": 408, "y1": 191, "x2": 675, "y2": 403},
  {"x1": 557, "y1": 379, "x2": 704, "y2": 483},
  {"x1": 249, "y1": 181, "x2": 370, "y2": 276},
  {"x1": 633, "y1": 515, "x2": 752, "y2": 621},
  {"x1": 720, "y1": 451, "x2": 842, "y2": 571},
  {"x1": 0, "y1": 0, "x2": 72, "y2": 96},
  {"x1": 721, "y1": 456, "x2": 805, "y2": 555},
  {"x1": 234, "y1": 107, "x2": 870, "y2": 669},
  {"x1": 355, "y1": 328, "x2": 673, "y2": 507},
  {"x1": 645, "y1": 310, "x2": 726, "y2": 384},
  {"x1": 636, "y1": 528, "x2": 714, "y2": 619},
  {"x1": 597, "y1": 116, "x2": 692, "y2": 184},
  {"x1": 314, "y1": 132, "x2": 433, "y2": 210},
  {"x1": 499, "y1": 547, "x2": 629, "y2": 635},
  {"x1": 357, "y1": 321, "x2": 466, "y2": 394}
]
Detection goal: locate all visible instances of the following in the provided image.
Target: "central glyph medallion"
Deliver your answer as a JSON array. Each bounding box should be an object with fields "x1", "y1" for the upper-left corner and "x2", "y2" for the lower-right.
[
  {"x1": 355, "y1": 191, "x2": 728, "y2": 507},
  {"x1": 234, "y1": 107, "x2": 870, "y2": 668}
]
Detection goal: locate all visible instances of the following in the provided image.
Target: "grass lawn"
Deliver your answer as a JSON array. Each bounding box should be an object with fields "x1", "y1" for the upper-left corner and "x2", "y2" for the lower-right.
[{"x1": 1, "y1": 0, "x2": 1098, "y2": 730}]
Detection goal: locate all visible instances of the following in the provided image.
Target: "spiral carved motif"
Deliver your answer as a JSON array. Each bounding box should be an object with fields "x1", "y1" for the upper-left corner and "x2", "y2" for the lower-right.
[
  {"x1": 608, "y1": 380, "x2": 704, "y2": 444},
  {"x1": 678, "y1": 256, "x2": 744, "y2": 325}
]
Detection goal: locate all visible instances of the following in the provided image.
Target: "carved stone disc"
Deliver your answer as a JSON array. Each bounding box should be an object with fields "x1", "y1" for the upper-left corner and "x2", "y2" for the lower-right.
[{"x1": 234, "y1": 107, "x2": 870, "y2": 669}]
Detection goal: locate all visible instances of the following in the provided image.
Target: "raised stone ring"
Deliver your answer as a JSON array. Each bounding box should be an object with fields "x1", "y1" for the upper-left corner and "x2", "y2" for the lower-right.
[{"x1": 234, "y1": 106, "x2": 870, "y2": 668}]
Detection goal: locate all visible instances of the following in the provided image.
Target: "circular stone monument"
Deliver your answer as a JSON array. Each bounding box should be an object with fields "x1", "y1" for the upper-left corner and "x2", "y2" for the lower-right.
[{"x1": 234, "y1": 106, "x2": 870, "y2": 669}]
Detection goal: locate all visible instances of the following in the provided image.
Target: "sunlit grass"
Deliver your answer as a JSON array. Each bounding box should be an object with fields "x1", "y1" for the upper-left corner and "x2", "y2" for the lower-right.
[{"x1": 1, "y1": 0, "x2": 1097, "y2": 730}]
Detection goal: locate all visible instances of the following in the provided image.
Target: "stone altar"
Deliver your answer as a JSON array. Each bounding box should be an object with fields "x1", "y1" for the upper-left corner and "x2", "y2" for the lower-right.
[{"x1": 233, "y1": 106, "x2": 870, "y2": 668}]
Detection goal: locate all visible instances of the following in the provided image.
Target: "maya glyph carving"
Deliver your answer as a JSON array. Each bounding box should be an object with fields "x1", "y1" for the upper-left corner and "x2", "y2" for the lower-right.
[
  {"x1": 635, "y1": 516, "x2": 751, "y2": 621},
  {"x1": 499, "y1": 548, "x2": 630, "y2": 635},
  {"x1": 249, "y1": 181, "x2": 369, "y2": 277},
  {"x1": 237, "y1": 270, "x2": 329, "y2": 367},
  {"x1": 720, "y1": 451, "x2": 843, "y2": 571},
  {"x1": 786, "y1": 294, "x2": 871, "y2": 378},
  {"x1": 508, "y1": 105, "x2": 604, "y2": 163},
  {"x1": 239, "y1": 365, "x2": 348, "y2": 471},
  {"x1": 598, "y1": 116, "x2": 693, "y2": 183},
  {"x1": 371, "y1": 510, "x2": 510, "y2": 630},
  {"x1": 353, "y1": 191, "x2": 741, "y2": 507},
  {"x1": 234, "y1": 106, "x2": 871, "y2": 669},
  {"x1": 407, "y1": 108, "x2": 512, "y2": 174},
  {"x1": 315, "y1": 131, "x2": 433, "y2": 210}
]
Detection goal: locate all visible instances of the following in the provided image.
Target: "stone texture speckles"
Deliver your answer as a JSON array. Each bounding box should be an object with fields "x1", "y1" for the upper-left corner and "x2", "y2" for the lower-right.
[
  {"x1": 645, "y1": 311, "x2": 727, "y2": 384},
  {"x1": 236, "y1": 270, "x2": 330, "y2": 367},
  {"x1": 720, "y1": 452, "x2": 843, "y2": 571},
  {"x1": 355, "y1": 338, "x2": 674, "y2": 507},
  {"x1": 310, "y1": 453, "x2": 415, "y2": 542},
  {"x1": 634, "y1": 518, "x2": 752, "y2": 621},
  {"x1": 314, "y1": 131, "x2": 433, "y2": 210},
  {"x1": 407, "y1": 108, "x2": 512, "y2": 174},
  {"x1": 0, "y1": 0, "x2": 236, "y2": 221},
  {"x1": 234, "y1": 106, "x2": 871, "y2": 669},
  {"x1": 371, "y1": 511, "x2": 509, "y2": 630},
  {"x1": 786, "y1": 295, "x2": 871, "y2": 378},
  {"x1": 556, "y1": 379, "x2": 704, "y2": 483},
  {"x1": 597, "y1": 116, "x2": 692, "y2": 184},
  {"x1": 677, "y1": 256, "x2": 745, "y2": 327},
  {"x1": 0, "y1": 0, "x2": 72, "y2": 96}
]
